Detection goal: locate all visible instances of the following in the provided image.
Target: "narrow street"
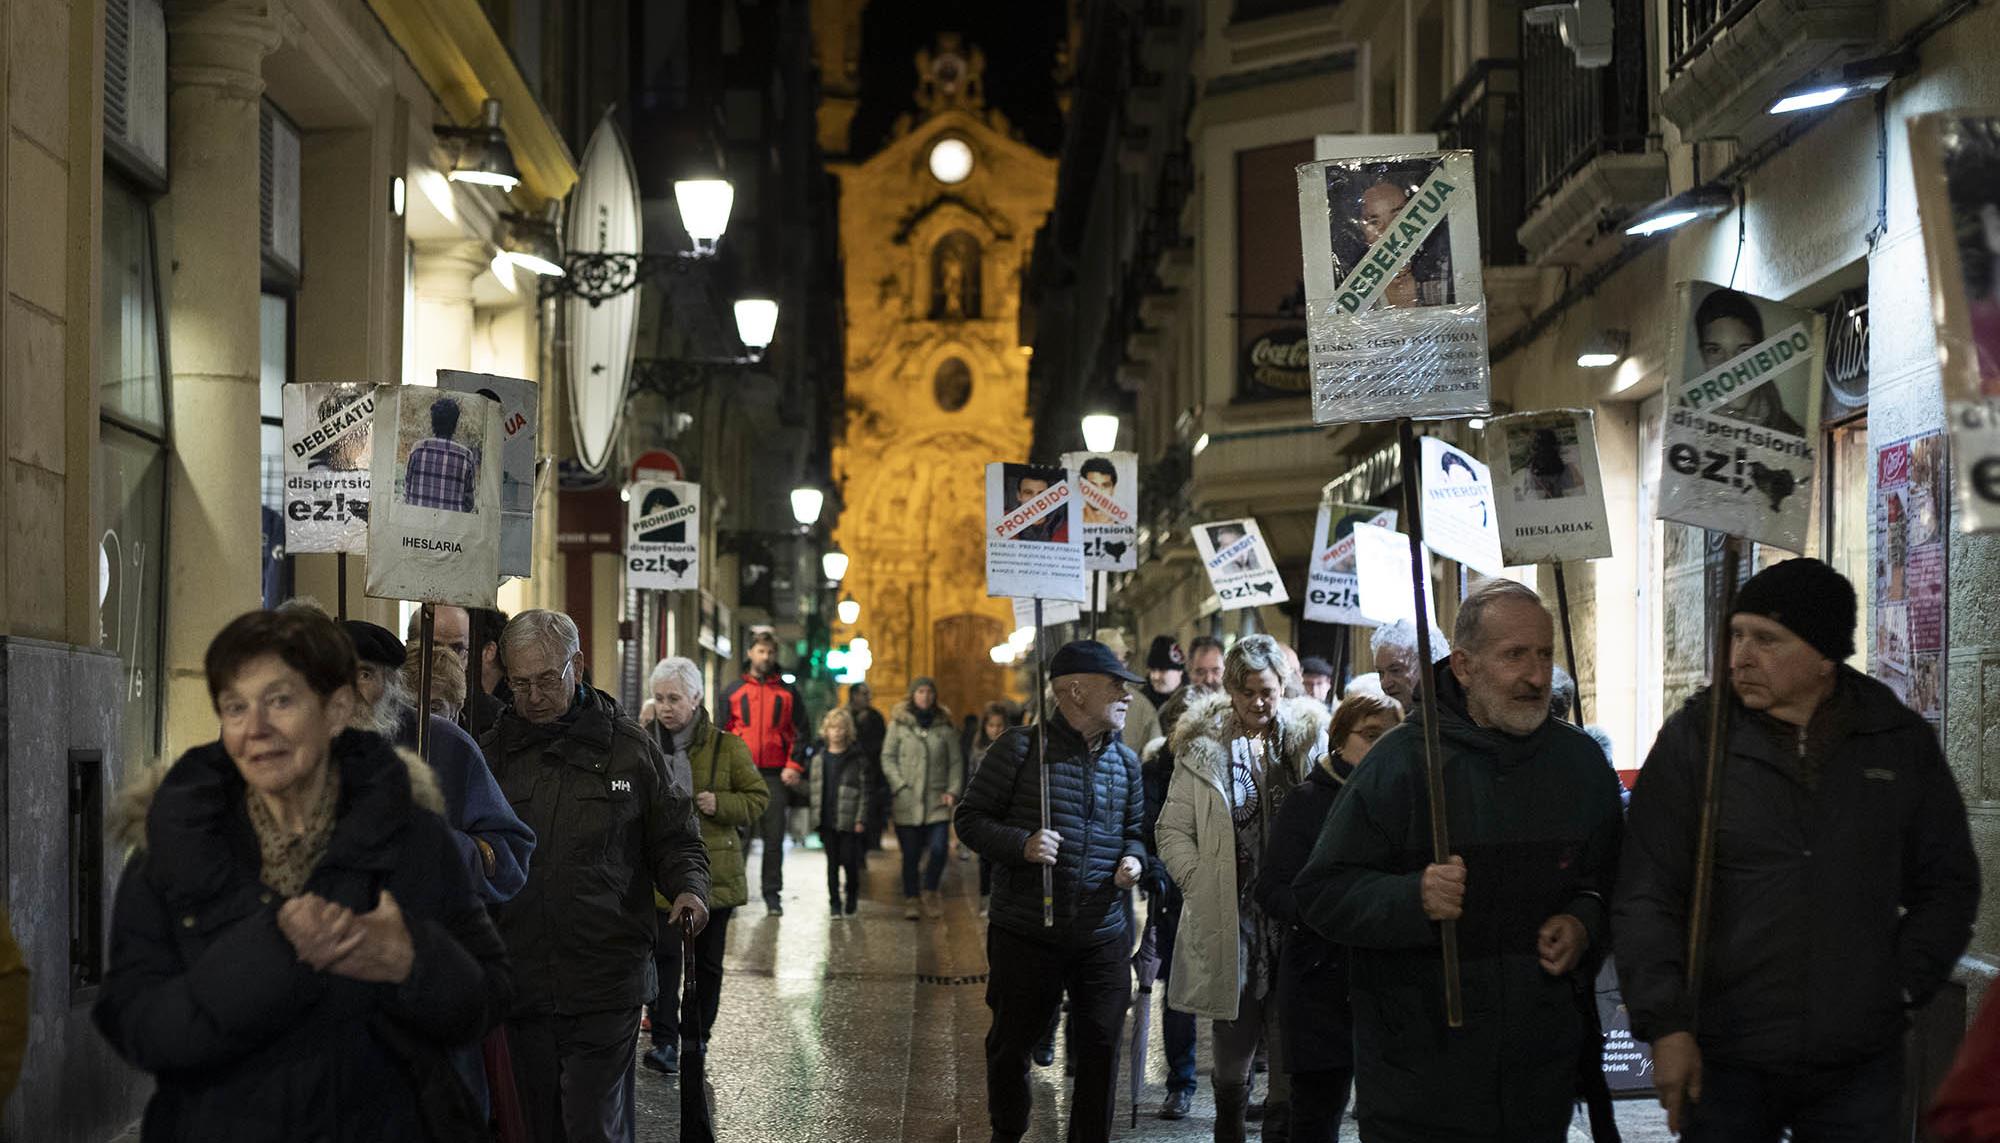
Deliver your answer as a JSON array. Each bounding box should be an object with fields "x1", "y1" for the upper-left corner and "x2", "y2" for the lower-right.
[{"x1": 635, "y1": 838, "x2": 1675, "y2": 1143}]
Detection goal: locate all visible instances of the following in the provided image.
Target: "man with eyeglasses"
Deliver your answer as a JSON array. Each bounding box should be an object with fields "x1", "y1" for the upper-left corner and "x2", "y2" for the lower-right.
[
  {"x1": 405, "y1": 603, "x2": 508, "y2": 739},
  {"x1": 480, "y1": 609, "x2": 710, "y2": 1143}
]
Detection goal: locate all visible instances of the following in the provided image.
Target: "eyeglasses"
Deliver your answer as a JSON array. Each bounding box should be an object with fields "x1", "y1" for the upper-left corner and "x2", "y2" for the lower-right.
[{"x1": 507, "y1": 662, "x2": 573, "y2": 699}]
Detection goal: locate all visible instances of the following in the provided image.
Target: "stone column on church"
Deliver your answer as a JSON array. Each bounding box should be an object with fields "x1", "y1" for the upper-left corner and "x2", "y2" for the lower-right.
[
  {"x1": 160, "y1": 0, "x2": 281, "y2": 755},
  {"x1": 411, "y1": 237, "x2": 488, "y2": 385}
]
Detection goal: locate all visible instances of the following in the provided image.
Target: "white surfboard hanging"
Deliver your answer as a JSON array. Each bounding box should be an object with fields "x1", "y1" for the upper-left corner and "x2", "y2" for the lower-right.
[{"x1": 565, "y1": 111, "x2": 643, "y2": 475}]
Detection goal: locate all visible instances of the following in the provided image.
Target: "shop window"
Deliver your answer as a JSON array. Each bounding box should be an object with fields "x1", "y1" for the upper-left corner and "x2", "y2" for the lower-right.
[{"x1": 97, "y1": 177, "x2": 170, "y2": 776}]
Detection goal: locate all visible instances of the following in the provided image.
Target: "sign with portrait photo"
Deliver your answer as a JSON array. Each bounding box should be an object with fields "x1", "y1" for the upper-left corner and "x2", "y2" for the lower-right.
[
  {"x1": 1656, "y1": 282, "x2": 1825, "y2": 552},
  {"x1": 365, "y1": 386, "x2": 503, "y2": 606},
  {"x1": 281, "y1": 382, "x2": 377, "y2": 554},
  {"x1": 1485, "y1": 408, "x2": 1614, "y2": 566},
  {"x1": 1296, "y1": 149, "x2": 1490, "y2": 423},
  {"x1": 1304, "y1": 501, "x2": 1398, "y2": 626},
  {"x1": 1060, "y1": 450, "x2": 1139, "y2": 571},
  {"x1": 1192, "y1": 518, "x2": 1288, "y2": 611},
  {"x1": 1911, "y1": 113, "x2": 2000, "y2": 532},
  {"x1": 985, "y1": 462, "x2": 1087, "y2": 602},
  {"x1": 439, "y1": 370, "x2": 539, "y2": 578},
  {"x1": 626, "y1": 480, "x2": 700, "y2": 591},
  {"x1": 1419, "y1": 436, "x2": 1503, "y2": 576}
]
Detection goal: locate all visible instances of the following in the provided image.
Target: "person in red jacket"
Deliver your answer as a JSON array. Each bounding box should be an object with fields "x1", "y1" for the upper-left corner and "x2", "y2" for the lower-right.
[
  {"x1": 719, "y1": 631, "x2": 809, "y2": 914},
  {"x1": 1931, "y1": 985, "x2": 2000, "y2": 1142}
]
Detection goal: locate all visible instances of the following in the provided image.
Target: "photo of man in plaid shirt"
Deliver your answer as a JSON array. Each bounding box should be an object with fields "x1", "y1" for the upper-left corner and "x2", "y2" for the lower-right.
[{"x1": 403, "y1": 396, "x2": 478, "y2": 513}]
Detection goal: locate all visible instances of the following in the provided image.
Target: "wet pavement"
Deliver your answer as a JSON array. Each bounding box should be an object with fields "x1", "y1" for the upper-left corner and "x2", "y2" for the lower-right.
[{"x1": 634, "y1": 835, "x2": 1678, "y2": 1142}]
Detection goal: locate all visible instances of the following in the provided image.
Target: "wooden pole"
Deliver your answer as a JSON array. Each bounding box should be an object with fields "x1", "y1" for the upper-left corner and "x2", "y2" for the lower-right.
[
  {"x1": 1684, "y1": 534, "x2": 1741, "y2": 1014},
  {"x1": 1396, "y1": 418, "x2": 1463, "y2": 1029},
  {"x1": 336, "y1": 554, "x2": 348, "y2": 621},
  {"x1": 416, "y1": 602, "x2": 436, "y2": 762},
  {"x1": 1034, "y1": 597, "x2": 1053, "y2": 929},
  {"x1": 1552, "y1": 562, "x2": 1583, "y2": 725}
]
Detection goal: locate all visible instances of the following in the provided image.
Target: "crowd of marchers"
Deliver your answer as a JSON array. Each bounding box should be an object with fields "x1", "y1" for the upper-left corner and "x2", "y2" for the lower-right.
[{"x1": 32, "y1": 556, "x2": 2000, "y2": 1143}]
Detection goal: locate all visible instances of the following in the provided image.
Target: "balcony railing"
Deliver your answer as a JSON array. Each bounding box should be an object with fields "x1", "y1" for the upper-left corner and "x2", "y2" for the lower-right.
[
  {"x1": 1432, "y1": 59, "x2": 1525, "y2": 267},
  {"x1": 1523, "y1": 0, "x2": 1651, "y2": 211},
  {"x1": 1668, "y1": 0, "x2": 1765, "y2": 75}
]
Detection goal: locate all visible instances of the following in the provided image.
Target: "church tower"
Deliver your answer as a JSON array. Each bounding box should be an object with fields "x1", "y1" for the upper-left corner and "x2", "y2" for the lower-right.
[{"x1": 829, "y1": 35, "x2": 1057, "y2": 716}]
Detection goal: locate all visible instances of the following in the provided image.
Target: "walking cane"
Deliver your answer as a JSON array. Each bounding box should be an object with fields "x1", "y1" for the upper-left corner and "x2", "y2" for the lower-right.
[
  {"x1": 1551, "y1": 561, "x2": 1584, "y2": 725},
  {"x1": 1033, "y1": 597, "x2": 1053, "y2": 929},
  {"x1": 679, "y1": 915, "x2": 716, "y2": 1143},
  {"x1": 1397, "y1": 418, "x2": 1463, "y2": 1029},
  {"x1": 1684, "y1": 534, "x2": 1741, "y2": 1011}
]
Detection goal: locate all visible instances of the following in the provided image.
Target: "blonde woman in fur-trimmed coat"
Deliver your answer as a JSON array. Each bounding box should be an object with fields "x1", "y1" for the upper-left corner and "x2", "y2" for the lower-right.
[{"x1": 1157, "y1": 634, "x2": 1330, "y2": 1143}]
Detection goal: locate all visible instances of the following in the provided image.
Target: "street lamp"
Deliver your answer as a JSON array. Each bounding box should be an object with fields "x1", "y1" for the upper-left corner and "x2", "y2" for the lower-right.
[
  {"x1": 734, "y1": 298, "x2": 780, "y2": 357},
  {"x1": 673, "y1": 179, "x2": 734, "y2": 254},
  {"x1": 442, "y1": 99, "x2": 521, "y2": 191},
  {"x1": 837, "y1": 597, "x2": 861, "y2": 625},
  {"x1": 1081, "y1": 413, "x2": 1120, "y2": 453},
  {"x1": 1577, "y1": 329, "x2": 1629, "y2": 368},
  {"x1": 790, "y1": 486, "x2": 825, "y2": 526},
  {"x1": 1622, "y1": 186, "x2": 1733, "y2": 237},
  {"x1": 822, "y1": 550, "x2": 849, "y2": 582},
  {"x1": 500, "y1": 205, "x2": 565, "y2": 277}
]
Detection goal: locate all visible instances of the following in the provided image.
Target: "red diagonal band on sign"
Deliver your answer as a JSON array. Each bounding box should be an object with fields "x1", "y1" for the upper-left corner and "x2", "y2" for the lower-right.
[{"x1": 993, "y1": 482, "x2": 1069, "y2": 540}]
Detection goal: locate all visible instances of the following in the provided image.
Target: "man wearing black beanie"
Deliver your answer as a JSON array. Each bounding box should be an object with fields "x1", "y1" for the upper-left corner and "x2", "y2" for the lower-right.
[{"x1": 1615, "y1": 558, "x2": 1980, "y2": 1140}]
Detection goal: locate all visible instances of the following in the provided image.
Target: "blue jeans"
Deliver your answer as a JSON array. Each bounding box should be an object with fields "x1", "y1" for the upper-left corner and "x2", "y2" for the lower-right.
[
  {"x1": 896, "y1": 822, "x2": 949, "y2": 897},
  {"x1": 1683, "y1": 1046, "x2": 1903, "y2": 1143}
]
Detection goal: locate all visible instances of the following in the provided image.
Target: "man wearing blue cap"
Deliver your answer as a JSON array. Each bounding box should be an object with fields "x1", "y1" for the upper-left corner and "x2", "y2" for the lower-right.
[{"x1": 957, "y1": 640, "x2": 1148, "y2": 1143}]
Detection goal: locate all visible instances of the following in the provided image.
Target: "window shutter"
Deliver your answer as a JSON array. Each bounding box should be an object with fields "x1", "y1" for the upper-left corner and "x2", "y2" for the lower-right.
[{"x1": 260, "y1": 101, "x2": 303, "y2": 281}]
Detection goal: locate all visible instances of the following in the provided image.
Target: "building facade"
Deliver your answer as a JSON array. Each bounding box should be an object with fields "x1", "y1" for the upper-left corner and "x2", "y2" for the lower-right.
[{"x1": 826, "y1": 37, "x2": 1057, "y2": 718}]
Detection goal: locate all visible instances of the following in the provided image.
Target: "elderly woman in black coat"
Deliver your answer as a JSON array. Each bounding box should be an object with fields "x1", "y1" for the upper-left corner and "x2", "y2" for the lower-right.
[{"x1": 94, "y1": 608, "x2": 511, "y2": 1142}]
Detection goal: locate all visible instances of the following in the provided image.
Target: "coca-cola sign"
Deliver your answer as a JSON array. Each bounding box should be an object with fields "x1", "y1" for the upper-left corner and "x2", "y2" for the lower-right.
[{"x1": 1240, "y1": 328, "x2": 1310, "y2": 395}]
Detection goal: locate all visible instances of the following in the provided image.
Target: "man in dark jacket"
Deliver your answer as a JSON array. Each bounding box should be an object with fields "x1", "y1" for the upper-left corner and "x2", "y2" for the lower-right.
[
  {"x1": 849, "y1": 681, "x2": 890, "y2": 849},
  {"x1": 719, "y1": 630, "x2": 810, "y2": 912},
  {"x1": 481, "y1": 609, "x2": 711, "y2": 1143},
  {"x1": 1296, "y1": 579, "x2": 1624, "y2": 1143},
  {"x1": 1614, "y1": 558, "x2": 1979, "y2": 1140},
  {"x1": 957, "y1": 640, "x2": 1148, "y2": 1143}
]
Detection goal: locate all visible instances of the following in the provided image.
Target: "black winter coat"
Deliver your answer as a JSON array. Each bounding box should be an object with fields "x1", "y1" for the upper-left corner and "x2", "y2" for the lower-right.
[
  {"x1": 481, "y1": 686, "x2": 710, "y2": 1016},
  {"x1": 1614, "y1": 669, "x2": 1980, "y2": 1071},
  {"x1": 1255, "y1": 762, "x2": 1353, "y2": 1074},
  {"x1": 1295, "y1": 671, "x2": 1625, "y2": 1143},
  {"x1": 955, "y1": 714, "x2": 1146, "y2": 948},
  {"x1": 94, "y1": 731, "x2": 511, "y2": 1143}
]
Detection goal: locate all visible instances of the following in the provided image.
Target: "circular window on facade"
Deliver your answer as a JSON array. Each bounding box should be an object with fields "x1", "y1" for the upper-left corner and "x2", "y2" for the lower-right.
[{"x1": 933, "y1": 358, "x2": 973, "y2": 411}]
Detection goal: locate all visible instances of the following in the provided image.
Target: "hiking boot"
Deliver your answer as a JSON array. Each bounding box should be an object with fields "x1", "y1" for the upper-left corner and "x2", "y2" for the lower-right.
[{"x1": 904, "y1": 897, "x2": 922, "y2": 920}]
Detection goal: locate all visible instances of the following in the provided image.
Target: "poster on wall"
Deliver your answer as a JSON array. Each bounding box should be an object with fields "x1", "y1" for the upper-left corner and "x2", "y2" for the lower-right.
[
  {"x1": 1873, "y1": 431, "x2": 1948, "y2": 734},
  {"x1": 626, "y1": 480, "x2": 701, "y2": 591},
  {"x1": 439, "y1": 370, "x2": 539, "y2": 578},
  {"x1": 1911, "y1": 113, "x2": 2000, "y2": 532},
  {"x1": 1192, "y1": 518, "x2": 1289, "y2": 611},
  {"x1": 1419, "y1": 436, "x2": 1504, "y2": 576},
  {"x1": 1485, "y1": 408, "x2": 1614, "y2": 566},
  {"x1": 985, "y1": 462, "x2": 1087, "y2": 602},
  {"x1": 281, "y1": 382, "x2": 377, "y2": 554},
  {"x1": 1295, "y1": 149, "x2": 1490, "y2": 424},
  {"x1": 365, "y1": 386, "x2": 502, "y2": 607},
  {"x1": 1304, "y1": 501, "x2": 1398, "y2": 625},
  {"x1": 1012, "y1": 596, "x2": 1081, "y2": 629},
  {"x1": 1655, "y1": 281, "x2": 1826, "y2": 553},
  {"x1": 1060, "y1": 450, "x2": 1139, "y2": 571}
]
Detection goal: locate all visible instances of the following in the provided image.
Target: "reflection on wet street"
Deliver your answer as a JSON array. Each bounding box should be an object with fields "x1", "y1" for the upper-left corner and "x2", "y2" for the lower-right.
[{"x1": 633, "y1": 836, "x2": 1674, "y2": 1142}]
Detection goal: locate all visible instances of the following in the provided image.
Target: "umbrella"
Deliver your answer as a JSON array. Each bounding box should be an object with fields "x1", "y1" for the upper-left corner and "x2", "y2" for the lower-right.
[
  {"x1": 680, "y1": 916, "x2": 716, "y2": 1143},
  {"x1": 1128, "y1": 907, "x2": 1162, "y2": 1128}
]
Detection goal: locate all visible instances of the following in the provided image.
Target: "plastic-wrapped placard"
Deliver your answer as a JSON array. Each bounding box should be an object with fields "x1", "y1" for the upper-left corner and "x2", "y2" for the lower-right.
[
  {"x1": 1485, "y1": 409, "x2": 1614, "y2": 566},
  {"x1": 281, "y1": 382, "x2": 376, "y2": 554},
  {"x1": 1296, "y1": 149, "x2": 1490, "y2": 424},
  {"x1": 1304, "y1": 501, "x2": 1398, "y2": 625},
  {"x1": 1654, "y1": 282, "x2": 1824, "y2": 553},
  {"x1": 365, "y1": 386, "x2": 503, "y2": 607},
  {"x1": 985, "y1": 462, "x2": 1088, "y2": 602},
  {"x1": 1911, "y1": 113, "x2": 2000, "y2": 532},
  {"x1": 626, "y1": 480, "x2": 700, "y2": 591}
]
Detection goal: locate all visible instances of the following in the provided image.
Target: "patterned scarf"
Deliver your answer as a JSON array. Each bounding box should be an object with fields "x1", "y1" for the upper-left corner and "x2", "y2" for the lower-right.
[{"x1": 246, "y1": 764, "x2": 341, "y2": 898}]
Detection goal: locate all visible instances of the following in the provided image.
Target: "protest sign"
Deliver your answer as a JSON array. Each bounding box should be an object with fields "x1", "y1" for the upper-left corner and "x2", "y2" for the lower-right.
[
  {"x1": 1296, "y1": 149, "x2": 1489, "y2": 424},
  {"x1": 1013, "y1": 596, "x2": 1080, "y2": 629},
  {"x1": 1485, "y1": 409, "x2": 1614, "y2": 565},
  {"x1": 1304, "y1": 501, "x2": 1398, "y2": 625},
  {"x1": 439, "y1": 370, "x2": 539, "y2": 578},
  {"x1": 1419, "y1": 436, "x2": 1503, "y2": 576},
  {"x1": 1060, "y1": 450, "x2": 1139, "y2": 571},
  {"x1": 985, "y1": 462, "x2": 1087, "y2": 602},
  {"x1": 1655, "y1": 282, "x2": 1825, "y2": 552},
  {"x1": 1191, "y1": 518, "x2": 1288, "y2": 611},
  {"x1": 626, "y1": 480, "x2": 701, "y2": 591},
  {"x1": 1353, "y1": 521, "x2": 1422, "y2": 628},
  {"x1": 365, "y1": 386, "x2": 502, "y2": 607},
  {"x1": 281, "y1": 382, "x2": 376, "y2": 554},
  {"x1": 1911, "y1": 113, "x2": 2000, "y2": 531}
]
